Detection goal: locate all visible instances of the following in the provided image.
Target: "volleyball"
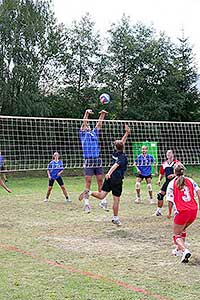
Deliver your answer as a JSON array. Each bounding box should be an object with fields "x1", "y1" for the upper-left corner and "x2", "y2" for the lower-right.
[{"x1": 99, "y1": 93, "x2": 110, "y2": 105}]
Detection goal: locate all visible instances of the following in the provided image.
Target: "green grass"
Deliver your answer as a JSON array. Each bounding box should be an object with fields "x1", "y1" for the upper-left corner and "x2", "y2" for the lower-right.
[{"x1": 0, "y1": 169, "x2": 200, "y2": 300}]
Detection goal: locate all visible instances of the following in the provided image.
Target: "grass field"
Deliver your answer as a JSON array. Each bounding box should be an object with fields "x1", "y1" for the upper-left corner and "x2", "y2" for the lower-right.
[{"x1": 0, "y1": 168, "x2": 200, "y2": 300}]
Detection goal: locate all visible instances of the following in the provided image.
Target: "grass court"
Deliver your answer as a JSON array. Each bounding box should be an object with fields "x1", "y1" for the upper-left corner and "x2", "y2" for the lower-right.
[{"x1": 0, "y1": 167, "x2": 200, "y2": 300}]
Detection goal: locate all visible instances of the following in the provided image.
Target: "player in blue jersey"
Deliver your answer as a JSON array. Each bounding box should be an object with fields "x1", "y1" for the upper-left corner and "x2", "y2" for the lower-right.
[
  {"x1": 44, "y1": 152, "x2": 70, "y2": 202},
  {"x1": 79, "y1": 109, "x2": 108, "y2": 213},
  {"x1": 79, "y1": 124, "x2": 130, "y2": 226},
  {"x1": 134, "y1": 146, "x2": 157, "y2": 204},
  {"x1": 0, "y1": 151, "x2": 8, "y2": 182}
]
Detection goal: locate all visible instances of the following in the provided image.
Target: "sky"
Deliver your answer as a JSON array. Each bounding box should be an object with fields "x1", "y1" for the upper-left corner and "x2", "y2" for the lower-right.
[{"x1": 52, "y1": 0, "x2": 200, "y2": 71}]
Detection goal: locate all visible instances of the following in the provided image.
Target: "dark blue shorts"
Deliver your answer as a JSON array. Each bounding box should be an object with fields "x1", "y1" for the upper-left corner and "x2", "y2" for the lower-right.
[
  {"x1": 102, "y1": 178, "x2": 123, "y2": 197},
  {"x1": 83, "y1": 157, "x2": 103, "y2": 177},
  {"x1": 49, "y1": 177, "x2": 64, "y2": 187}
]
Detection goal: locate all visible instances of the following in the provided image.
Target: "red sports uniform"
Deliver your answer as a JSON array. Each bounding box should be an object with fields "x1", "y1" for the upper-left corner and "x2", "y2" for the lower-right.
[{"x1": 166, "y1": 177, "x2": 199, "y2": 225}]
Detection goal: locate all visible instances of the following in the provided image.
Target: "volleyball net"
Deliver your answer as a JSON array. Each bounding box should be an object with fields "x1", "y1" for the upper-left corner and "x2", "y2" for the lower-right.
[{"x1": 0, "y1": 115, "x2": 200, "y2": 172}]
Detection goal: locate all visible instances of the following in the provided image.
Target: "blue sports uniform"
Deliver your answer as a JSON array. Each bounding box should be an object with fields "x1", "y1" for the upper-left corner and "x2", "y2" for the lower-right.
[
  {"x1": 135, "y1": 154, "x2": 155, "y2": 177},
  {"x1": 79, "y1": 127, "x2": 103, "y2": 176},
  {"x1": 0, "y1": 154, "x2": 5, "y2": 171},
  {"x1": 47, "y1": 160, "x2": 64, "y2": 186},
  {"x1": 102, "y1": 151, "x2": 128, "y2": 197},
  {"x1": 79, "y1": 127, "x2": 100, "y2": 159}
]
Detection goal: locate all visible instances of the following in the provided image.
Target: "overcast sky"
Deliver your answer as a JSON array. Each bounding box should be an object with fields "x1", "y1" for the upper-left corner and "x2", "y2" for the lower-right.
[{"x1": 53, "y1": 0, "x2": 200, "y2": 71}]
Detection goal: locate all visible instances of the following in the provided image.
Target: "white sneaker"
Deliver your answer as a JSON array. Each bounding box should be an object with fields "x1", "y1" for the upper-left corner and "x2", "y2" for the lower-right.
[
  {"x1": 44, "y1": 198, "x2": 49, "y2": 202},
  {"x1": 181, "y1": 249, "x2": 191, "y2": 263},
  {"x1": 112, "y1": 218, "x2": 121, "y2": 226},
  {"x1": 154, "y1": 210, "x2": 162, "y2": 216},
  {"x1": 135, "y1": 198, "x2": 142, "y2": 204},
  {"x1": 84, "y1": 204, "x2": 91, "y2": 213},
  {"x1": 172, "y1": 248, "x2": 183, "y2": 257},
  {"x1": 99, "y1": 201, "x2": 109, "y2": 211},
  {"x1": 65, "y1": 197, "x2": 72, "y2": 202}
]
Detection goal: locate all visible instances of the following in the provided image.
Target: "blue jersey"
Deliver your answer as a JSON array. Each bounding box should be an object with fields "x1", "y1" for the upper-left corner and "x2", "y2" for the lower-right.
[
  {"x1": 0, "y1": 155, "x2": 4, "y2": 168},
  {"x1": 79, "y1": 127, "x2": 100, "y2": 159},
  {"x1": 111, "y1": 151, "x2": 128, "y2": 180},
  {"x1": 135, "y1": 154, "x2": 154, "y2": 176},
  {"x1": 47, "y1": 160, "x2": 64, "y2": 180}
]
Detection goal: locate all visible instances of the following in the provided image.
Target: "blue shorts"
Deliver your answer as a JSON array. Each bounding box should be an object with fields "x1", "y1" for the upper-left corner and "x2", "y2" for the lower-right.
[{"x1": 83, "y1": 157, "x2": 103, "y2": 177}]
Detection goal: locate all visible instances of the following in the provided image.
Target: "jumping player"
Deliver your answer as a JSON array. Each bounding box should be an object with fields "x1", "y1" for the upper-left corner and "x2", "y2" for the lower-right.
[
  {"x1": 134, "y1": 146, "x2": 157, "y2": 204},
  {"x1": 166, "y1": 163, "x2": 200, "y2": 263},
  {"x1": 155, "y1": 150, "x2": 179, "y2": 216},
  {"x1": 79, "y1": 109, "x2": 108, "y2": 213},
  {"x1": 79, "y1": 124, "x2": 130, "y2": 226},
  {"x1": 44, "y1": 152, "x2": 70, "y2": 202}
]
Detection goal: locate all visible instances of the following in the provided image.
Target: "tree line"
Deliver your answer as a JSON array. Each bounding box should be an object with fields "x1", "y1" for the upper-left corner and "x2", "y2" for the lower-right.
[{"x1": 0, "y1": 0, "x2": 199, "y2": 121}]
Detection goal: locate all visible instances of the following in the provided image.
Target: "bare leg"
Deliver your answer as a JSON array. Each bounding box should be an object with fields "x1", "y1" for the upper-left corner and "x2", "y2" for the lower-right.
[
  {"x1": 113, "y1": 195, "x2": 120, "y2": 216},
  {"x1": 46, "y1": 186, "x2": 52, "y2": 199},
  {"x1": 0, "y1": 178, "x2": 11, "y2": 193},
  {"x1": 61, "y1": 185, "x2": 69, "y2": 198},
  {"x1": 135, "y1": 177, "x2": 142, "y2": 202},
  {"x1": 146, "y1": 177, "x2": 153, "y2": 201},
  {"x1": 91, "y1": 190, "x2": 108, "y2": 200},
  {"x1": 173, "y1": 223, "x2": 191, "y2": 252}
]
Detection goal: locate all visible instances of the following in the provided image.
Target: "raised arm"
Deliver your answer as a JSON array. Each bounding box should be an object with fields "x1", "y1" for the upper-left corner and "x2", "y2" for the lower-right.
[
  {"x1": 121, "y1": 124, "x2": 131, "y2": 145},
  {"x1": 96, "y1": 110, "x2": 108, "y2": 130},
  {"x1": 80, "y1": 109, "x2": 93, "y2": 131}
]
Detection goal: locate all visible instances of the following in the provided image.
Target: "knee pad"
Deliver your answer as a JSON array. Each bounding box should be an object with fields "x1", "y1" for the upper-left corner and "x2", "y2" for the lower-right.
[
  {"x1": 157, "y1": 192, "x2": 164, "y2": 201},
  {"x1": 135, "y1": 182, "x2": 140, "y2": 189},
  {"x1": 147, "y1": 183, "x2": 152, "y2": 192},
  {"x1": 173, "y1": 235, "x2": 182, "y2": 245}
]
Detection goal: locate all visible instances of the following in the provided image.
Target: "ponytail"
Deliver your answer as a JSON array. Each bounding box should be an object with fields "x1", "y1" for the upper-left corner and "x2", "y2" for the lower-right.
[{"x1": 174, "y1": 163, "x2": 185, "y2": 190}]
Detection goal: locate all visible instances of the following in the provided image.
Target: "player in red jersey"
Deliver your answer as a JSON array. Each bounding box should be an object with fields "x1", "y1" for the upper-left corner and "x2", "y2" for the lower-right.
[
  {"x1": 155, "y1": 150, "x2": 179, "y2": 216},
  {"x1": 166, "y1": 163, "x2": 200, "y2": 263}
]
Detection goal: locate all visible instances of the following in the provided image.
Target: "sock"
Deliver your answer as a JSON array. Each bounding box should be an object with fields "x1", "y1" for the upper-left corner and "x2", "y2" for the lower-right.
[
  {"x1": 101, "y1": 198, "x2": 107, "y2": 204},
  {"x1": 84, "y1": 198, "x2": 89, "y2": 205},
  {"x1": 112, "y1": 215, "x2": 119, "y2": 220},
  {"x1": 156, "y1": 207, "x2": 161, "y2": 212}
]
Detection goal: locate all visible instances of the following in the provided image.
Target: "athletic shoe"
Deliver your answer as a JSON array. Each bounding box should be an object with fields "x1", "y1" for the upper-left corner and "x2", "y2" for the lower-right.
[
  {"x1": 44, "y1": 198, "x2": 49, "y2": 202},
  {"x1": 84, "y1": 204, "x2": 91, "y2": 213},
  {"x1": 65, "y1": 197, "x2": 72, "y2": 202},
  {"x1": 112, "y1": 218, "x2": 121, "y2": 226},
  {"x1": 135, "y1": 198, "x2": 142, "y2": 204},
  {"x1": 99, "y1": 201, "x2": 109, "y2": 211},
  {"x1": 154, "y1": 210, "x2": 162, "y2": 216},
  {"x1": 172, "y1": 248, "x2": 183, "y2": 257},
  {"x1": 79, "y1": 190, "x2": 89, "y2": 201},
  {"x1": 181, "y1": 249, "x2": 191, "y2": 263}
]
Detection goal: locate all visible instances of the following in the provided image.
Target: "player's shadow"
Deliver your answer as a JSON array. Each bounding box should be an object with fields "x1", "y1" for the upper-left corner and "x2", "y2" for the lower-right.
[{"x1": 189, "y1": 257, "x2": 200, "y2": 266}]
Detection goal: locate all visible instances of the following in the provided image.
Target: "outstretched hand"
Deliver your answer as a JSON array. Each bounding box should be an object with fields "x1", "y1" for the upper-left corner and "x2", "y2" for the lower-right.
[
  {"x1": 86, "y1": 109, "x2": 94, "y2": 114},
  {"x1": 99, "y1": 110, "x2": 108, "y2": 114},
  {"x1": 125, "y1": 124, "x2": 131, "y2": 134}
]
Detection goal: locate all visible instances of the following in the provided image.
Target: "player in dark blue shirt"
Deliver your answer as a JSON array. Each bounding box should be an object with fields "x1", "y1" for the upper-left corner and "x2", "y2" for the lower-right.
[
  {"x1": 79, "y1": 124, "x2": 130, "y2": 226},
  {"x1": 44, "y1": 152, "x2": 70, "y2": 202},
  {"x1": 79, "y1": 109, "x2": 108, "y2": 213},
  {"x1": 134, "y1": 146, "x2": 157, "y2": 204}
]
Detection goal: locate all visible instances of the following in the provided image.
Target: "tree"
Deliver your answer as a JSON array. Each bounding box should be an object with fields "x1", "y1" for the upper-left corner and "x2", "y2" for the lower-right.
[
  {"x1": 0, "y1": 0, "x2": 60, "y2": 116},
  {"x1": 58, "y1": 13, "x2": 102, "y2": 116}
]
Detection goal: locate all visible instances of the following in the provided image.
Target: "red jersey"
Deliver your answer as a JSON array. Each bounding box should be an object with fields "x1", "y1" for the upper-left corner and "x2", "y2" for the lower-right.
[
  {"x1": 159, "y1": 160, "x2": 180, "y2": 178},
  {"x1": 166, "y1": 177, "x2": 199, "y2": 213}
]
